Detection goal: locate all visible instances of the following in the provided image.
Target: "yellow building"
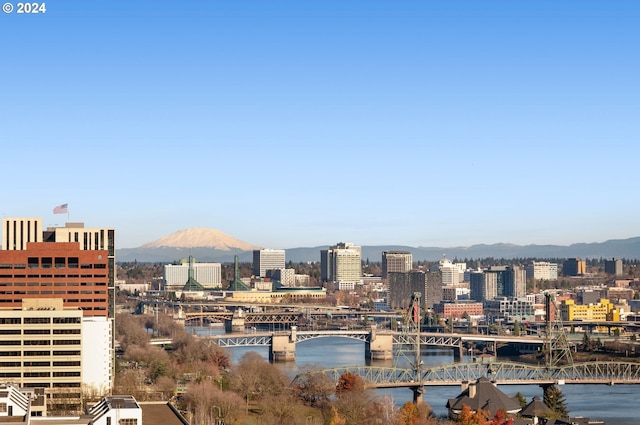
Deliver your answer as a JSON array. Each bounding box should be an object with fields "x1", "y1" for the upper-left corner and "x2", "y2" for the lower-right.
[{"x1": 560, "y1": 298, "x2": 616, "y2": 322}]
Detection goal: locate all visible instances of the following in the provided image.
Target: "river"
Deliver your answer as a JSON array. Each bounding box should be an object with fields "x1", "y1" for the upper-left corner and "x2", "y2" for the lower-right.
[{"x1": 190, "y1": 327, "x2": 639, "y2": 424}]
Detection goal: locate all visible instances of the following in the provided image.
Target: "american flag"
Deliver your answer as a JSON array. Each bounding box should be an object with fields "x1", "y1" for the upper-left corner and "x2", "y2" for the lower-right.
[{"x1": 53, "y1": 203, "x2": 68, "y2": 214}]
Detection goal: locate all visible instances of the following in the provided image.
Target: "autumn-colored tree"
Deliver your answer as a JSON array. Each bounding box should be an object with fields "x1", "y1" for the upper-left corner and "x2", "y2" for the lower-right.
[
  {"x1": 398, "y1": 402, "x2": 419, "y2": 425},
  {"x1": 292, "y1": 366, "x2": 335, "y2": 407},
  {"x1": 487, "y1": 410, "x2": 513, "y2": 425},
  {"x1": 456, "y1": 405, "x2": 489, "y2": 425},
  {"x1": 329, "y1": 406, "x2": 347, "y2": 425},
  {"x1": 336, "y1": 372, "x2": 365, "y2": 394}
]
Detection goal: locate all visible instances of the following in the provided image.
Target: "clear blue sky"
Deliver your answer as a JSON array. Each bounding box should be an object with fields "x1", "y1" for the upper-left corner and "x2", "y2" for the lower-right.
[{"x1": 2, "y1": 1, "x2": 639, "y2": 249}]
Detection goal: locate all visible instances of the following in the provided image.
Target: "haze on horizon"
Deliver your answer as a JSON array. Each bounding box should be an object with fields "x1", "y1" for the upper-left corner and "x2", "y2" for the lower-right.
[{"x1": 2, "y1": 1, "x2": 638, "y2": 250}]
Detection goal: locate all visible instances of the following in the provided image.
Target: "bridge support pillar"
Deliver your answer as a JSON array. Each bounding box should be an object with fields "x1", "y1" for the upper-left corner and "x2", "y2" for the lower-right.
[
  {"x1": 452, "y1": 342, "x2": 464, "y2": 362},
  {"x1": 365, "y1": 327, "x2": 393, "y2": 360},
  {"x1": 411, "y1": 386, "x2": 424, "y2": 404},
  {"x1": 270, "y1": 331, "x2": 296, "y2": 362},
  {"x1": 225, "y1": 316, "x2": 245, "y2": 333}
]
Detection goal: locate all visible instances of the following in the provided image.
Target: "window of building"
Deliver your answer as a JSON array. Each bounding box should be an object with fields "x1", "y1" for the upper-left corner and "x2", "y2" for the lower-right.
[
  {"x1": 23, "y1": 351, "x2": 50, "y2": 356},
  {"x1": 53, "y1": 329, "x2": 80, "y2": 335},
  {"x1": 24, "y1": 372, "x2": 51, "y2": 377},
  {"x1": 119, "y1": 419, "x2": 137, "y2": 425},
  {"x1": 24, "y1": 318, "x2": 50, "y2": 324},
  {"x1": 53, "y1": 317, "x2": 81, "y2": 324},
  {"x1": 41, "y1": 258, "x2": 52, "y2": 269},
  {"x1": 68, "y1": 257, "x2": 79, "y2": 269},
  {"x1": 24, "y1": 361, "x2": 50, "y2": 367},
  {"x1": 24, "y1": 340, "x2": 50, "y2": 346},
  {"x1": 24, "y1": 329, "x2": 50, "y2": 335},
  {"x1": 52, "y1": 350, "x2": 80, "y2": 356},
  {"x1": 55, "y1": 258, "x2": 66, "y2": 268},
  {"x1": 28, "y1": 258, "x2": 39, "y2": 269},
  {"x1": 53, "y1": 340, "x2": 80, "y2": 345}
]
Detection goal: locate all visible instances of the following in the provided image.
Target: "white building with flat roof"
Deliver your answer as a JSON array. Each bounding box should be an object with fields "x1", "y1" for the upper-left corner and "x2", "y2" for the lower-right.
[
  {"x1": 164, "y1": 260, "x2": 222, "y2": 290},
  {"x1": 527, "y1": 261, "x2": 558, "y2": 281},
  {"x1": 82, "y1": 316, "x2": 113, "y2": 394},
  {"x1": 253, "y1": 249, "x2": 286, "y2": 278}
]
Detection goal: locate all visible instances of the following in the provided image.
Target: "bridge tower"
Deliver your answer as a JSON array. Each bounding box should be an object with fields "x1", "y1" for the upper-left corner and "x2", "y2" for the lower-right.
[
  {"x1": 395, "y1": 292, "x2": 426, "y2": 403},
  {"x1": 544, "y1": 293, "x2": 573, "y2": 368}
]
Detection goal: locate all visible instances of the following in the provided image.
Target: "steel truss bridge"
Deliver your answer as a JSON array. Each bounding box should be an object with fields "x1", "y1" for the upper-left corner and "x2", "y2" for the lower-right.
[
  {"x1": 184, "y1": 311, "x2": 300, "y2": 325},
  {"x1": 308, "y1": 361, "x2": 640, "y2": 388},
  {"x1": 203, "y1": 330, "x2": 543, "y2": 348}
]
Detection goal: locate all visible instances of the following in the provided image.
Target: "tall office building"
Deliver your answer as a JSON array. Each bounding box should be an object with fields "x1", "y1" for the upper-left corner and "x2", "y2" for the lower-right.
[
  {"x1": 425, "y1": 270, "x2": 444, "y2": 309},
  {"x1": 320, "y1": 242, "x2": 362, "y2": 290},
  {"x1": 0, "y1": 219, "x2": 115, "y2": 318},
  {"x1": 388, "y1": 271, "x2": 427, "y2": 310},
  {"x1": 469, "y1": 270, "x2": 498, "y2": 302},
  {"x1": 439, "y1": 258, "x2": 461, "y2": 285},
  {"x1": 381, "y1": 251, "x2": 413, "y2": 279},
  {"x1": 604, "y1": 258, "x2": 623, "y2": 276},
  {"x1": 563, "y1": 258, "x2": 586, "y2": 276},
  {"x1": 0, "y1": 218, "x2": 115, "y2": 400},
  {"x1": 527, "y1": 261, "x2": 558, "y2": 281},
  {"x1": 0, "y1": 298, "x2": 112, "y2": 413},
  {"x1": 252, "y1": 249, "x2": 286, "y2": 278}
]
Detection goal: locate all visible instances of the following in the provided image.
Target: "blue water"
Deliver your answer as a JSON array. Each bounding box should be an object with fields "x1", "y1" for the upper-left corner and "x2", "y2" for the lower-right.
[{"x1": 190, "y1": 327, "x2": 640, "y2": 424}]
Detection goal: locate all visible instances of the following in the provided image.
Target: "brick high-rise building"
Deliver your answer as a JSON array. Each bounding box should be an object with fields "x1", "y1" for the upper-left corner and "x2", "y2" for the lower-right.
[
  {"x1": 1, "y1": 218, "x2": 115, "y2": 318},
  {"x1": 0, "y1": 218, "x2": 115, "y2": 403}
]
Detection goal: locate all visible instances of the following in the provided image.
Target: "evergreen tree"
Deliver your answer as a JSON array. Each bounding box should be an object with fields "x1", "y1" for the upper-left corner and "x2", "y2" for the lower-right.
[
  {"x1": 543, "y1": 385, "x2": 569, "y2": 418},
  {"x1": 515, "y1": 392, "x2": 527, "y2": 409}
]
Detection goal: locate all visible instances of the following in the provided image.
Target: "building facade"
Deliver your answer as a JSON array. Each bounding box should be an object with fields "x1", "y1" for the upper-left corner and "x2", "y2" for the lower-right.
[
  {"x1": 604, "y1": 258, "x2": 623, "y2": 276},
  {"x1": 388, "y1": 271, "x2": 427, "y2": 310},
  {"x1": 469, "y1": 270, "x2": 498, "y2": 302},
  {"x1": 0, "y1": 218, "x2": 115, "y2": 402},
  {"x1": 267, "y1": 268, "x2": 295, "y2": 286},
  {"x1": 163, "y1": 260, "x2": 222, "y2": 290},
  {"x1": 433, "y1": 301, "x2": 484, "y2": 319},
  {"x1": 0, "y1": 299, "x2": 86, "y2": 413},
  {"x1": 381, "y1": 251, "x2": 412, "y2": 279},
  {"x1": 321, "y1": 243, "x2": 362, "y2": 289},
  {"x1": 563, "y1": 258, "x2": 586, "y2": 276},
  {"x1": 527, "y1": 261, "x2": 558, "y2": 281},
  {"x1": 1, "y1": 219, "x2": 116, "y2": 319},
  {"x1": 252, "y1": 249, "x2": 286, "y2": 278}
]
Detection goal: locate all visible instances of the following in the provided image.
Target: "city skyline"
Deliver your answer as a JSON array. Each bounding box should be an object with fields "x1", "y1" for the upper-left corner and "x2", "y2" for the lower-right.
[{"x1": 2, "y1": 1, "x2": 639, "y2": 249}]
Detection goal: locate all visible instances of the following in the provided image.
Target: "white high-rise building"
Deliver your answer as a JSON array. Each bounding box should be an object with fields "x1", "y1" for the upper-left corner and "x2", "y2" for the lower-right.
[
  {"x1": 528, "y1": 261, "x2": 558, "y2": 281},
  {"x1": 439, "y1": 258, "x2": 460, "y2": 285},
  {"x1": 253, "y1": 249, "x2": 286, "y2": 277},
  {"x1": 321, "y1": 242, "x2": 362, "y2": 290},
  {"x1": 82, "y1": 316, "x2": 113, "y2": 394},
  {"x1": 164, "y1": 260, "x2": 222, "y2": 290}
]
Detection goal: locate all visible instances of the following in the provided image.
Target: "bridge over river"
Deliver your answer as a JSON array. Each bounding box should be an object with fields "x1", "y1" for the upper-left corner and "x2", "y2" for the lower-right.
[
  {"x1": 292, "y1": 360, "x2": 640, "y2": 403},
  {"x1": 197, "y1": 327, "x2": 545, "y2": 361}
]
